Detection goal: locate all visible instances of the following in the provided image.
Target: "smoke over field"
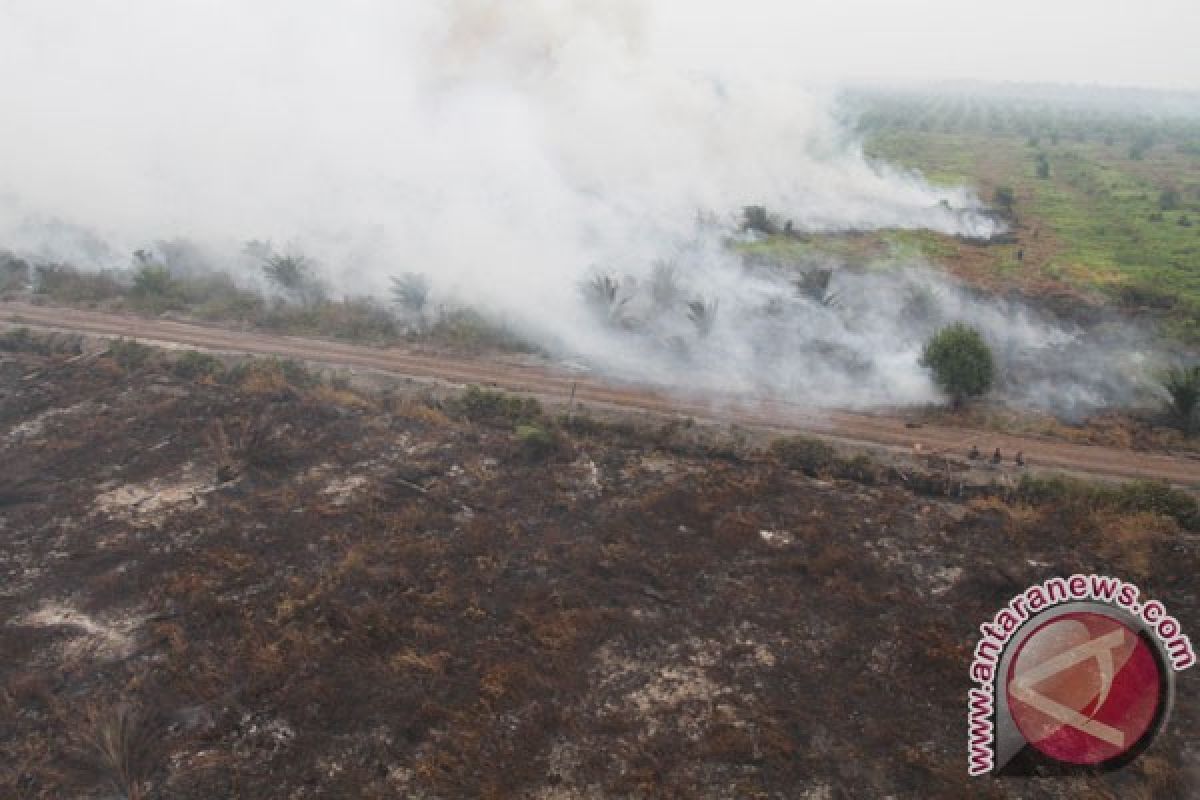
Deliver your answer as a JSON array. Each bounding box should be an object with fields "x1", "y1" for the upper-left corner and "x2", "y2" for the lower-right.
[{"x1": 0, "y1": 2, "x2": 1165, "y2": 414}]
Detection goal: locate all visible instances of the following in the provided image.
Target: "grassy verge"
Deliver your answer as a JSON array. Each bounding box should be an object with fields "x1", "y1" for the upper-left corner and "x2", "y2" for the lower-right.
[{"x1": 864, "y1": 127, "x2": 1200, "y2": 343}]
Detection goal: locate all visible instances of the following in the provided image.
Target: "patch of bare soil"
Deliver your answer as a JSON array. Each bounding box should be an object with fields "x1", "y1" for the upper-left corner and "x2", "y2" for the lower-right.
[{"x1": 0, "y1": 345, "x2": 1196, "y2": 798}]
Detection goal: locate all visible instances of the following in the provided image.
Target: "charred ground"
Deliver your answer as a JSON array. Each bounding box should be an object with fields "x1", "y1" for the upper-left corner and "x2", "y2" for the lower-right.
[{"x1": 1, "y1": 334, "x2": 1197, "y2": 798}]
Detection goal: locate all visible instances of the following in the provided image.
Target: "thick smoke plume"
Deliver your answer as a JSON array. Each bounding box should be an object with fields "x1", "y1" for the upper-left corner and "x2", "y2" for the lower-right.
[{"x1": 0, "y1": 2, "x2": 1163, "y2": 414}]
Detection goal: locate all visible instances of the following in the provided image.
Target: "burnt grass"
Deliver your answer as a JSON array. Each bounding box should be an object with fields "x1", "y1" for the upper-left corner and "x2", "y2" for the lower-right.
[{"x1": 1, "y1": 337, "x2": 1197, "y2": 798}]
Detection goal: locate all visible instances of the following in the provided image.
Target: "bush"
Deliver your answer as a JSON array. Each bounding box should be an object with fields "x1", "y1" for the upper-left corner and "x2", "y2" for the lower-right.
[
  {"x1": 834, "y1": 453, "x2": 879, "y2": 484},
  {"x1": 0, "y1": 327, "x2": 83, "y2": 356},
  {"x1": 225, "y1": 357, "x2": 318, "y2": 393},
  {"x1": 172, "y1": 350, "x2": 224, "y2": 381},
  {"x1": 107, "y1": 338, "x2": 154, "y2": 370},
  {"x1": 1016, "y1": 475, "x2": 1198, "y2": 531},
  {"x1": 1, "y1": 254, "x2": 30, "y2": 290},
  {"x1": 426, "y1": 309, "x2": 536, "y2": 353},
  {"x1": 34, "y1": 265, "x2": 125, "y2": 304},
  {"x1": 1111, "y1": 481, "x2": 1198, "y2": 528},
  {"x1": 920, "y1": 323, "x2": 995, "y2": 407},
  {"x1": 771, "y1": 436, "x2": 837, "y2": 476},
  {"x1": 1161, "y1": 364, "x2": 1200, "y2": 435},
  {"x1": 515, "y1": 424, "x2": 560, "y2": 460},
  {"x1": 992, "y1": 186, "x2": 1015, "y2": 211},
  {"x1": 456, "y1": 385, "x2": 543, "y2": 428},
  {"x1": 131, "y1": 264, "x2": 175, "y2": 299},
  {"x1": 0, "y1": 327, "x2": 35, "y2": 353}
]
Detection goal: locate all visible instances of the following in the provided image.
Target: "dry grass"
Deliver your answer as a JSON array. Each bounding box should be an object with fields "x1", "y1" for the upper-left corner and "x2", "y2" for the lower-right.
[
  {"x1": 70, "y1": 702, "x2": 158, "y2": 800},
  {"x1": 1094, "y1": 511, "x2": 1177, "y2": 579},
  {"x1": 1, "y1": 334, "x2": 1196, "y2": 798}
]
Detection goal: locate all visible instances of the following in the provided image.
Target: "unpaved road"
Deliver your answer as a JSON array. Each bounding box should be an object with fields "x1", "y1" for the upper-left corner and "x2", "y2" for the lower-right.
[{"x1": 5, "y1": 300, "x2": 1198, "y2": 487}]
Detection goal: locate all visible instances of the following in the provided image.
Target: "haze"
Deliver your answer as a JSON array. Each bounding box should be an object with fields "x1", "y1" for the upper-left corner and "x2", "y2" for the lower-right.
[
  {"x1": 0, "y1": 1, "x2": 1179, "y2": 414},
  {"x1": 656, "y1": 0, "x2": 1200, "y2": 91}
]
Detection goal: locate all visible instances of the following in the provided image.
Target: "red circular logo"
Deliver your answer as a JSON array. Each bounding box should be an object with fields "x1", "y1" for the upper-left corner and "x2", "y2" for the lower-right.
[{"x1": 1005, "y1": 611, "x2": 1163, "y2": 766}]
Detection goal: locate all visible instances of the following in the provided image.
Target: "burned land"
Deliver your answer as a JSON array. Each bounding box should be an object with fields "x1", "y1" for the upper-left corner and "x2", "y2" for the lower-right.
[{"x1": 1, "y1": 333, "x2": 1197, "y2": 798}]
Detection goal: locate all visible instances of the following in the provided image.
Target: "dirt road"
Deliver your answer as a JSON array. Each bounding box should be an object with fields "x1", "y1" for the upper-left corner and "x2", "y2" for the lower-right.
[{"x1": 5, "y1": 299, "x2": 1197, "y2": 487}]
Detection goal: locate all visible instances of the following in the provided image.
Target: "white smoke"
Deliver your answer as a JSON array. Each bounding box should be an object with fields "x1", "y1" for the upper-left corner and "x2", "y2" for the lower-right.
[{"x1": 0, "y1": 2, "x2": 1161, "y2": 414}]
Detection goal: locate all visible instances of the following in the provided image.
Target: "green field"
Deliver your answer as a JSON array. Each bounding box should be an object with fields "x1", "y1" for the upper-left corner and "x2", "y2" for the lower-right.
[{"x1": 844, "y1": 90, "x2": 1200, "y2": 343}]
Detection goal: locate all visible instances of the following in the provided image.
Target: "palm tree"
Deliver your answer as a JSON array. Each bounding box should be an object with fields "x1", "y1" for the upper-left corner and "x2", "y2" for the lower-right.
[
  {"x1": 650, "y1": 261, "x2": 682, "y2": 309},
  {"x1": 794, "y1": 268, "x2": 839, "y2": 308},
  {"x1": 391, "y1": 272, "x2": 432, "y2": 313},
  {"x1": 581, "y1": 273, "x2": 630, "y2": 325},
  {"x1": 687, "y1": 297, "x2": 718, "y2": 337}
]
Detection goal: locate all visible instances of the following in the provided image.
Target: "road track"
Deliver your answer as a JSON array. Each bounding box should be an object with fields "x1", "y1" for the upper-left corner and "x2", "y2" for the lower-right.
[{"x1": 4, "y1": 300, "x2": 1197, "y2": 487}]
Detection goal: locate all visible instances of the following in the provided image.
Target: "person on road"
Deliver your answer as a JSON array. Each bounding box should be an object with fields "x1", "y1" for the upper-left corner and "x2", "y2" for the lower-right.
[{"x1": 991, "y1": 448, "x2": 1003, "y2": 465}]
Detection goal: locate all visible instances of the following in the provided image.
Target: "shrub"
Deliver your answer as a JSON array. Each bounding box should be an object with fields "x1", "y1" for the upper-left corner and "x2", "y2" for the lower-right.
[
  {"x1": 1, "y1": 254, "x2": 30, "y2": 290},
  {"x1": 770, "y1": 435, "x2": 837, "y2": 476},
  {"x1": 131, "y1": 264, "x2": 175, "y2": 299},
  {"x1": 172, "y1": 350, "x2": 224, "y2": 381},
  {"x1": 225, "y1": 357, "x2": 318, "y2": 394},
  {"x1": 456, "y1": 385, "x2": 542, "y2": 428},
  {"x1": 1161, "y1": 364, "x2": 1200, "y2": 435},
  {"x1": 427, "y1": 309, "x2": 536, "y2": 353},
  {"x1": 834, "y1": 453, "x2": 879, "y2": 484},
  {"x1": 258, "y1": 297, "x2": 399, "y2": 343},
  {"x1": 34, "y1": 265, "x2": 124, "y2": 304},
  {"x1": 0, "y1": 327, "x2": 83, "y2": 356},
  {"x1": 515, "y1": 424, "x2": 560, "y2": 460},
  {"x1": 1110, "y1": 481, "x2": 1198, "y2": 528},
  {"x1": 108, "y1": 338, "x2": 154, "y2": 370},
  {"x1": 1015, "y1": 475, "x2": 1198, "y2": 531},
  {"x1": 992, "y1": 186, "x2": 1015, "y2": 211},
  {"x1": 185, "y1": 272, "x2": 266, "y2": 321},
  {"x1": 920, "y1": 323, "x2": 995, "y2": 407},
  {"x1": 0, "y1": 327, "x2": 35, "y2": 353}
]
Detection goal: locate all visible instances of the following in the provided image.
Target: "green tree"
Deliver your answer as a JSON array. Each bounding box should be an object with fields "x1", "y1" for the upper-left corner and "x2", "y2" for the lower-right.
[
  {"x1": 1161, "y1": 364, "x2": 1200, "y2": 435},
  {"x1": 920, "y1": 323, "x2": 995, "y2": 407}
]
